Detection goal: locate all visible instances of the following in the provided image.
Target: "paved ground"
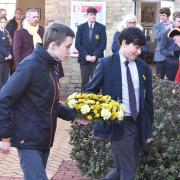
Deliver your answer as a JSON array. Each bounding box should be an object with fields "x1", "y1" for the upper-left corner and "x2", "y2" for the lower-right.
[
  {"x1": 0, "y1": 119, "x2": 91, "y2": 180},
  {"x1": 0, "y1": 64, "x2": 155, "y2": 180}
]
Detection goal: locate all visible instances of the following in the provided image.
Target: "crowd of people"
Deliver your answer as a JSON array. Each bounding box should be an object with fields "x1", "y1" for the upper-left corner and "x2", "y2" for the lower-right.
[{"x1": 0, "y1": 5, "x2": 179, "y2": 180}]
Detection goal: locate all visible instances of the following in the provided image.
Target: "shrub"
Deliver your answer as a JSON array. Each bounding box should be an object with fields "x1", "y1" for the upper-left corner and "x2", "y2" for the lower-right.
[{"x1": 69, "y1": 79, "x2": 180, "y2": 179}]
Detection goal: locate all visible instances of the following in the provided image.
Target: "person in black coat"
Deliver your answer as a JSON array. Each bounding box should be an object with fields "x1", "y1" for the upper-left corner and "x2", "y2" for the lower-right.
[
  {"x1": 75, "y1": 7, "x2": 107, "y2": 91},
  {"x1": 6, "y1": 8, "x2": 23, "y2": 40},
  {"x1": 0, "y1": 23, "x2": 75, "y2": 180},
  {"x1": 0, "y1": 16, "x2": 12, "y2": 88}
]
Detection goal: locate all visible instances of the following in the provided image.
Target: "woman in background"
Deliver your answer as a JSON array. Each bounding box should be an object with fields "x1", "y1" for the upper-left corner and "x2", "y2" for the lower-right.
[
  {"x1": 0, "y1": 16, "x2": 12, "y2": 88},
  {"x1": 112, "y1": 14, "x2": 143, "y2": 53},
  {"x1": 111, "y1": 14, "x2": 149, "y2": 59}
]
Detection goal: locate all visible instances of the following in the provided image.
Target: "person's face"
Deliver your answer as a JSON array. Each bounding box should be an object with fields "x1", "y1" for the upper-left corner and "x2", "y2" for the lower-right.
[
  {"x1": 27, "y1": 11, "x2": 39, "y2": 26},
  {"x1": 174, "y1": 17, "x2": 180, "y2": 28},
  {"x1": 15, "y1": 10, "x2": 23, "y2": 20},
  {"x1": 127, "y1": 19, "x2": 137, "y2": 28},
  {"x1": 160, "y1": 13, "x2": 169, "y2": 23},
  {"x1": 87, "y1": 13, "x2": 96, "y2": 23},
  {"x1": 48, "y1": 36, "x2": 73, "y2": 62},
  {"x1": 174, "y1": 35, "x2": 180, "y2": 46},
  {"x1": 0, "y1": 18, "x2": 7, "y2": 29},
  {"x1": 121, "y1": 40, "x2": 142, "y2": 60},
  {"x1": 0, "y1": 10, "x2": 7, "y2": 18}
]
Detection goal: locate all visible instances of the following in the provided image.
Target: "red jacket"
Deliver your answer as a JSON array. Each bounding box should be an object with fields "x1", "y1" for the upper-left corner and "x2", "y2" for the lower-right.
[{"x1": 175, "y1": 61, "x2": 180, "y2": 82}]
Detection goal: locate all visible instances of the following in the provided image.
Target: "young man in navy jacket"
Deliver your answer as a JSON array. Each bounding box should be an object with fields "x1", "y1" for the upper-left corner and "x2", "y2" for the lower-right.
[
  {"x1": 85, "y1": 27, "x2": 154, "y2": 180},
  {"x1": 75, "y1": 7, "x2": 107, "y2": 91},
  {"x1": 0, "y1": 23, "x2": 75, "y2": 180}
]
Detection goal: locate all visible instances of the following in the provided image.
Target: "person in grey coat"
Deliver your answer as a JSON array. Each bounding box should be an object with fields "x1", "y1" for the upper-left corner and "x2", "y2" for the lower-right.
[
  {"x1": 159, "y1": 12, "x2": 180, "y2": 81},
  {"x1": 153, "y1": 7, "x2": 173, "y2": 79}
]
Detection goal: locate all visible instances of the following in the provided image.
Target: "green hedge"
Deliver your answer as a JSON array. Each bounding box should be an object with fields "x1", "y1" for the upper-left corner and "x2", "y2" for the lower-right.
[{"x1": 69, "y1": 79, "x2": 180, "y2": 179}]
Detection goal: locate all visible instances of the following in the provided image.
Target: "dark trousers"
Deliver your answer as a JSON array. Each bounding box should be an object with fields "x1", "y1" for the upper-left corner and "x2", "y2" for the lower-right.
[
  {"x1": 102, "y1": 119, "x2": 140, "y2": 180},
  {"x1": 18, "y1": 149, "x2": 50, "y2": 180},
  {"x1": 156, "y1": 61, "x2": 166, "y2": 79},
  {"x1": 0, "y1": 61, "x2": 10, "y2": 89},
  {"x1": 80, "y1": 63, "x2": 96, "y2": 91},
  {"x1": 166, "y1": 61, "x2": 178, "y2": 81}
]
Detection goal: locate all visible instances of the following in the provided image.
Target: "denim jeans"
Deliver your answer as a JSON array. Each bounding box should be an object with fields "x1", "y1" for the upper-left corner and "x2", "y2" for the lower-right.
[{"x1": 17, "y1": 149, "x2": 50, "y2": 180}]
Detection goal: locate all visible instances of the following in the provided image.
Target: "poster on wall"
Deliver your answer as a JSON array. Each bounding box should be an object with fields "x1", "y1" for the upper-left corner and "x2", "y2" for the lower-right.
[{"x1": 70, "y1": 1, "x2": 106, "y2": 57}]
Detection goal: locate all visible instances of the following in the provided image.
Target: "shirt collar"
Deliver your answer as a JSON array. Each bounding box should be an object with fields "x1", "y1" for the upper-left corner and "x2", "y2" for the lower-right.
[
  {"x1": 119, "y1": 49, "x2": 127, "y2": 64},
  {"x1": 0, "y1": 28, "x2": 4, "y2": 32},
  {"x1": 119, "y1": 49, "x2": 136, "y2": 65},
  {"x1": 88, "y1": 22, "x2": 95, "y2": 28}
]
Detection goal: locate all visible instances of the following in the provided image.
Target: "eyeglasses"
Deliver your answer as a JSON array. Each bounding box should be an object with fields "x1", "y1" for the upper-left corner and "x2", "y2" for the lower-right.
[{"x1": 128, "y1": 21, "x2": 137, "y2": 24}]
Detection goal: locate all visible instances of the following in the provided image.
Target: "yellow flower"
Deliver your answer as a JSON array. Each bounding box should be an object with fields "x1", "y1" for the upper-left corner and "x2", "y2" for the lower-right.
[
  {"x1": 95, "y1": 113, "x2": 100, "y2": 118},
  {"x1": 87, "y1": 115, "x2": 93, "y2": 120},
  {"x1": 66, "y1": 93, "x2": 125, "y2": 122}
]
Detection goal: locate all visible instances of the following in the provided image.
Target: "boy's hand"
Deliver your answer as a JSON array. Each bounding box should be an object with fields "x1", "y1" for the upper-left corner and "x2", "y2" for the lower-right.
[{"x1": 0, "y1": 141, "x2": 11, "y2": 155}]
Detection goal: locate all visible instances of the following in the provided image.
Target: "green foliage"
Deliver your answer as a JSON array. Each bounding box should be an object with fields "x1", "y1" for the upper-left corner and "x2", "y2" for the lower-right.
[
  {"x1": 69, "y1": 122, "x2": 113, "y2": 179},
  {"x1": 69, "y1": 79, "x2": 180, "y2": 179}
]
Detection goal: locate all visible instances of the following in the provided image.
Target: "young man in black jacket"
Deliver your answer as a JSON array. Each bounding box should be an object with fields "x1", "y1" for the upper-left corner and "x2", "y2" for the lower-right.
[{"x1": 0, "y1": 23, "x2": 75, "y2": 180}]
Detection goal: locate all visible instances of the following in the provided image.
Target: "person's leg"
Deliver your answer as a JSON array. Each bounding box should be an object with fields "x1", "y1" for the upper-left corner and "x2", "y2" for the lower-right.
[
  {"x1": 2, "y1": 61, "x2": 10, "y2": 85},
  {"x1": 166, "y1": 62, "x2": 178, "y2": 81},
  {"x1": 103, "y1": 120, "x2": 139, "y2": 180},
  {"x1": 0, "y1": 62, "x2": 5, "y2": 88},
  {"x1": 80, "y1": 64, "x2": 92, "y2": 91},
  {"x1": 102, "y1": 168, "x2": 120, "y2": 180},
  {"x1": 89, "y1": 63, "x2": 97, "y2": 79},
  {"x1": 156, "y1": 61, "x2": 166, "y2": 79},
  {"x1": 18, "y1": 149, "x2": 50, "y2": 180}
]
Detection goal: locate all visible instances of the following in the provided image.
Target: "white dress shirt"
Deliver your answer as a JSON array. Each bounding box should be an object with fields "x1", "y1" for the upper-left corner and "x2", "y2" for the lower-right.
[
  {"x1": 88, "y1": 22, "x2": 95, "y2": 29},
  {"x1": 119, "y1": 50, "x2": 140, "y2": 116}
]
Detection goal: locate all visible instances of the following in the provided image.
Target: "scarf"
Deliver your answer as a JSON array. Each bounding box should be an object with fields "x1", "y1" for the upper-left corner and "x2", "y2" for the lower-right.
[{"x1": 23, "y1": 19, "x2": 42, "y2": 48}]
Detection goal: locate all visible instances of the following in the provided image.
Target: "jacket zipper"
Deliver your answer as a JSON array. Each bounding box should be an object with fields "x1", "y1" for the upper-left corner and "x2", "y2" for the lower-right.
[{"x1": 48, "y1": 67, "x2": 57, "y2": 148}]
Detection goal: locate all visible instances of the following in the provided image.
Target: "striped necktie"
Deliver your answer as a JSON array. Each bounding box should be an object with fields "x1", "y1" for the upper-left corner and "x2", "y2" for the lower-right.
[
  {"x1": 89, "y1": 24, "x2": 93, "y2": 40},
  {"x1": 125, "y1": 61, "x2": 138, "y2": 121}
]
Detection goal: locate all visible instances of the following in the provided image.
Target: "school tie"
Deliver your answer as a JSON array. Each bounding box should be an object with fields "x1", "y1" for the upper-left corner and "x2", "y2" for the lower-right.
[
  {"x1": 89, "y1": 24, "x2": 93, "y2": 40},
  {"x1": 125, "y1": 61, "x2": 138, "y2": 121}
]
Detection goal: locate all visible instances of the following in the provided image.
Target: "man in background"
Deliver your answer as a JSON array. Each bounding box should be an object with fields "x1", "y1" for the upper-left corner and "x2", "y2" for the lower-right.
[
  {"x1": 75, "y1": 7, "x2": 107, "y2": 91},
  {"x1": 13, "y1": 8, "x2": 44, "y2": 66},
  {"x1": 153, "y1": 7, "x2": 173, "y2": 79},
  {"x1": 159, "y1": 11, "x2": 180, "y2": 81}
]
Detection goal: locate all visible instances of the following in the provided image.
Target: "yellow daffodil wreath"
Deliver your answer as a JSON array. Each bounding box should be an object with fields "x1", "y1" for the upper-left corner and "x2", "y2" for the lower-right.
[{"x1": 66, "y1": 93, "x2": 125, "y2": 122}]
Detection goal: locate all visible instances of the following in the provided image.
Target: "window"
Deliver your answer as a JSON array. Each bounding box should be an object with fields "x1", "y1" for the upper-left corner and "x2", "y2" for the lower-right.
[{"x1": 0, "y1": 0, "x2": 16, "y2": 20}]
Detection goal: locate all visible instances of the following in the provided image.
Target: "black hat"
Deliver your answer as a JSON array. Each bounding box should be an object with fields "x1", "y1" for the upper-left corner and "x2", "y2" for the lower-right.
[
  {"x1": 87, "y1": 7, "x2": 97, "y2": 14},
  {"x1": 168, "y1": 28, "x2": 180, "y2": 38}
]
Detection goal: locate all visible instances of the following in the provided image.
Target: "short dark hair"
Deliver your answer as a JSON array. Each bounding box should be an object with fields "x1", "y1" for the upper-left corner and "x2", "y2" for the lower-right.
[
  {"x1": 159, "y1": 7, "x2": 171, "y2": 17},
  {"x1": 119, "y1": 27, "x2": 146, "y2": 46},
  {"x1": 43, "y1": 23, "x2": 75, "y2": 49},
  {"x1": 87, "y1": 7, "x2": 97, "y2": 14}
]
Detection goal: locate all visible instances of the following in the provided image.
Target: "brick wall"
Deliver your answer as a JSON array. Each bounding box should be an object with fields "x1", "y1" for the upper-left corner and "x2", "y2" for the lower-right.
[{"x1": 45, "y1": 0, "x2": 133, "y2": 96}]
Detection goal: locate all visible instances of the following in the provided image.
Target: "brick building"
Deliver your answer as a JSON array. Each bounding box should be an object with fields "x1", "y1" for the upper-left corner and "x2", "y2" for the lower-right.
[{"x1": 2, "y1": 0, "x2": 180, "y2": 95}]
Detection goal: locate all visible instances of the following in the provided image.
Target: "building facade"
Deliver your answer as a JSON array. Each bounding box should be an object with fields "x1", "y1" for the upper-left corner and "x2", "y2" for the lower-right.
[{"x1": 2, "y1": 0, "x2": 180, "y2": 95}]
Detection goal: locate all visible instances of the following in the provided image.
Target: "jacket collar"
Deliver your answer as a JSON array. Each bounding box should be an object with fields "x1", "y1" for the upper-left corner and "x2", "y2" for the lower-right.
[{"x1": 34, "y1": 43, "x2": 58, "y2": 65}]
